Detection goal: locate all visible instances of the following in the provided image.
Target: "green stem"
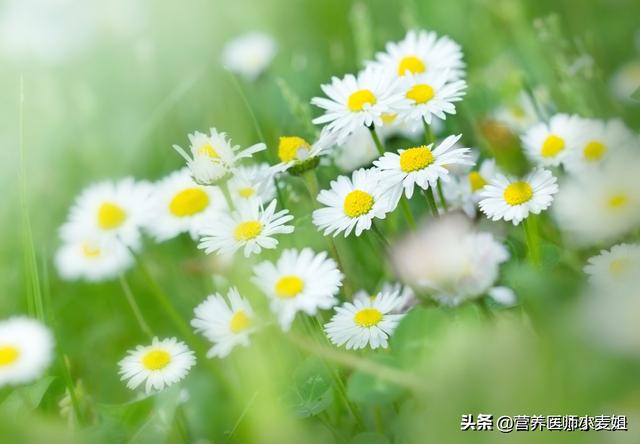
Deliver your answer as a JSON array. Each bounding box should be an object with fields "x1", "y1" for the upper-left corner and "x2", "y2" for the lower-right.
[
  {"x1": 422, "y1": 117, "x2": 435, "y2": 145},
  {"x1": 371, "y1": 222, "x2": 390, "y2": 249},
  {"x1": 399, "y1": 197, "x2": 416, "y2": 229},
  {"x1": 367, "y1": 124, "x2": 385, "y2": 156},
  {"x1": 436, "y1": 179, "x2": 448, "y2": 211},
  {"x1": 219, "y1": 180, "x2": 235, "y2": 210},
  {"x1": 423, "y1": 188, "x2": 439, "y2": 217},
  {"x1": 58, "y1": 353, "x2": 84, "y2": 426},
  {"x1": 523, "y1": 216, "x2": 541, "y2": 266},
  {"x1": 119, "y1": 274, "x2": 153, "y2": 338},
  {"x1": 227, "y1": 71, "x2": 266, "y2": 143},
  {"x1": 302, "y1": 169, "x2": 320, "y2": 202}
]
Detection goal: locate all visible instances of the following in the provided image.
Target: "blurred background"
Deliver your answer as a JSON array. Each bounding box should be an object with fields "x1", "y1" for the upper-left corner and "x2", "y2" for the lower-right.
[{"x1": 1, "y1": 0, "x2": 640, "y2": 442}]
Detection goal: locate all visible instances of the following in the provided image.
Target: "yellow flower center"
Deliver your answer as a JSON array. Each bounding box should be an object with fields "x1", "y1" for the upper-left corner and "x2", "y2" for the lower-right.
[
  {"x1": 169, "y1": 188, "x2": 209, "y2": 217},
  {"x1": 141, "y1": 349, "x2": 171, "y2": 370},
  {"x1": 97, "y1": 202, "x2": 126, "y2": 229},
  {"x1": 238, "y1": 187, "x2": 256, "y2": 198},
  {"x1": 0, "y1": 346, "x2": 20, "y2": 367},
  {"x1": 607, "y1": 193, "x2": 628, "y2": 209},
  {"x1": 406, "y1": 84, "x2": 434, "y2": 104},
  {"x1": 397, "y1": 55, "x2": 426, "y2": 75},
  {"x1": 399, "y1": 146, "x2": 435, "y2": 172},
  {"x1": 381, "y1": 113, "x2": 397, "y2": 125},
  {"x1": 343, "y1": 190, "x2": 374, "y2": 218},
  {"x1": 583, "y1": 140, "x2": 606, "y2": 161},
  {"x1": 609, "y1": 258, "x2": 631, "y2": 277},
  {"x1": 229, "y1": 310, "x2": 251, "y2": 333},
  {"x1": 503, "y1": 181, "x2": 533, "y2": 206},
  {"x1": 81, "y1": 242, "x2": 101, "y2": 258},
  {"x1": 353, "y1": 308, "x2": 383, "y2": 327},
  {"x1": 275, "y1": 275, "x2": 305, "y2": 299},
  {"x1": 347, "y1": 89, "x2": 377, "y2": 111},
  {"x1": 278, "y1": 136, "x2": 310, "y2": 162},
  {"x1": 468, "y1": 171, "x2": 488, "y2": 192},
  {"x1": 233, "y1": 220, "x2": 262, "y2": 241},
  {"x1": 541, "y1": 134, "x2": 565, "y2": 158},
  {"x1": 197, "y1": 143, "x2": 219, "y2": 158}
]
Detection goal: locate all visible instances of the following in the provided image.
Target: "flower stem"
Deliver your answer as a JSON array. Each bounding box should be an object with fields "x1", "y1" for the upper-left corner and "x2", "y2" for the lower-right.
[
  {"x1": 523, "y1": 215, "x2": 541, "y2": 266},
  {"x1": 371, "y1": 222, "x2": 391, "y2": 250},
  {"x1": 423, "y1": 188, "x2": 439, "y2": 217},
  {"x1": 119, "y1": 274, "x2": 153, "y2": 338},
  {"x1": 219, "y1": 180, "x2": 235, "y2": 210},
  {"x1": 367, "y1": 124, "x2": 385, "y2": 156},
  {"x1": 436, "y1": 179, "x2": 448, "y2": 211},
  {"x1": 400, "y1": 196, "x2": 416, "y2": 229},
  {"x1": 422, "y1": 117, "x2": 435, "y2": 145}
]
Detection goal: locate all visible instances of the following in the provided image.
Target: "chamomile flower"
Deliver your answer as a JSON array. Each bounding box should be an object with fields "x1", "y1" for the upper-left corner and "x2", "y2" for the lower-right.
[
  {"x1": 198, "y1": 199, "x2": 294, "y2": 257},
  {"x1": 492, "y1": 92, "x2": 540, "y2": 133},
  {"x1": 353, "y1": 282, "x2": 416, "y2": 314},
  {"x1": 276, "y1": 128, "x2": 337, "y2": 174},
  {"x1": 521, "y1": 114, "x2": 582, "y2": 167},
  {"x1": 564, "y1": 118, "x2": 638, "y2": 173},
  {"x1": 222, "y1": 32, "x2": 277, "y2": 81},
  {"x1": 227, "y1": 163, "x2": 277, "y2": 204},
  {"x1": 252, "y1": 248, "x2": 343, "y2": 331},
  {"x1": 479, "y1": 169, "x2": 558, "y2": 225},
  {"x1": 311, "y1": 67, "x2": 408, "y2": 143},
  {"x1": 397, "y1": 71, "x2": 466, "y2": 129},
  {"x1": 0, "y1": 317, "x2": 54, "y2": 387},
  {"x1": 312, "y1": 168, "x2": 395, "y2": 237},
  {"x1": 59, "y1": 178, "x2": 151, "y2": 249},
  {"x1": 584, "y1": 243, "x2": 640, "y2": 289},
  {"x1": 173, "y1": 128, "x2": 266, "y2": 185},
  {"x1": 324, "y1": 290, "x2": 405, "y2": 350},
  {"x1": 370, "y1": 29, "x2": 465, "y2": 79},
  {"x1": 144, "y1": 169, "x2": 226, "y2": 242},
  {"x1": 191, "y1": 287, "x2": 256, "y2": 358},
  {"x1": 332, "y1": 126, "x2": 380, "y2": 172},
  {"x1": 442, "y1": 158, "x2": 498, "y2": 217},
  {"x1": 118, "y1": 337, "x2": 196, "y2": 394},
  {"x1": 373, "y1": 134, "x2": 471, "y2": 201},
  {"x1": 55, "y1": 237, "x2": 133, "y2": 282}
]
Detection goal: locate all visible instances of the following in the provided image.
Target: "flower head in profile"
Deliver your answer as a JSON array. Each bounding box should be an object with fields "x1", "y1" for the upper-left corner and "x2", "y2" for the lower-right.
[
  {"x1": 192, "y1": 287, "x2": 257, "y2": 358},
  {"x1": 222, "y1": 32, "x2": 277, "y2": 81},
  {"x1": 174, "y1": 128, "x2": 266, "y2": 185},
  {"x1": 198, "y1": 199, "x2": 294, "y2": 257},
  {"x1": 324, "y1": 289, "x2": 406, "y2": 350},
  {"x1": 521, "y1": 114, "x2": 582, "y2": 167},
  {"x1": 312, "y1": 168, "x2": 395, "y2": 237},
  {"x1": 584, "y1": 243, "x2": 640, "y2": 290},
  {"x1": 55, "y1": 237, "x2": 134, "y2": 282},
  {"x1": 118, "y1": 337, "x2": 196, "y2": 394},
  {"x1": 311, "y1": 67, "x2": 409, "y2": 143},
  {"x1": 0, "y1": 317, "x2": 54, "y2": 387},
  {"x1": 253, "y1": 248, "x2": 343, "y2": 331},
  {"x1": 276, "y1": 128, "x2": 337, "y2": 175},
  {"x1": 370, "y1": 29, "x2": 465, "y2": 79},
  {"x1": 479, "y1": 168, "x2": 558, "y2": 225}
]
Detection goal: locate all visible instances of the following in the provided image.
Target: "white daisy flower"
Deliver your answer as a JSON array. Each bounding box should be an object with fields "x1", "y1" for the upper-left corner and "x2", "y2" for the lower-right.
[
  {"x1": 276, "y1": 128, "x2": 337, "y2": 174},
  {"x1": 373, "y1": 134, "x2": 472, "y2": 201},
  {"x1": 553, "y1": 156, "x2": 640, "y2": 246},
  {"x1": 312, "y1": 168, "x2": 395, "y2": 237},
  {"x1": 442, "y1": 158, "x2": 498, "y2": 217},
  {"x1": 584, "y1": 243, "x2": 640, "y2": 289},
  {"x1": 173, "y1": 128, "x2": 266, "y2": 185},
  {"x1": 397, "y1": 71, "x2": 466, "y2": 129},
  {"x1": 0, "y1": 317, "x2": 54, "y2": 387},
  {"x1": 521, "y1": 113, "x2": 582, "y2": 166},
  {"x1": 55, "y1": 237, "x2": 134, "y2": 282},
  {"x1": 227, "y1": 163, "x2": 277, "y2": 204},
  {"x1": 198, "y1": 199, "x2": 294, "y2": 257},
  {"x1": 332, "y1": 126, "x2": 380, "y2": 172},
  {"x1": 191, "y1": 287, "x2": 256, "y2": 358},
  {"x1": 222, "y1": 32, "x2": 277, "y2": 81},
  {"x1": 311, "y1": 67, "x2": 409, "y2": 143},
  {"x1": 144, "y1": 169, "x2": 227, "y2": 242},
  {"x1": 492, "y1": 92, "x2": 540, "y2": 133},
  {"x1": 59, "y1": 178, "x2": 152, "y2": 249},
  {"x1": 353, "y1": 282, "x2": 416, "y2": 314},
  {"x1": 252, "y1": 248, "x2": 343, "y2": 331},
  {"x1": 479, "y1": 168, "x2": 558, "y2": 225},
  {"x1": 370, "y1": 29, "x2": 465, "y2": 79},
  {"x1": 564, "y1": 118, "x2": 638, "y2": 174},
  {"x1": 118, "y1": 337, "x2": 196, "y2": 394},
  {"x1": 324, "y1": 290, "x2": 406, "y2": 350},
  {"x1": 609, "y1": 59, "x2": 640, "y2": 104}
]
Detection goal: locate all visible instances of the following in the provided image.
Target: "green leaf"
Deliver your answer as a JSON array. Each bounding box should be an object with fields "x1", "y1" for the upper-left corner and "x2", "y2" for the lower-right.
[
  {"x1": 390, "y1": 307, "x2": 449, "y2": 366},
  {"x1": 0, "y1": 376, "x2": 56, "y2": 415},
  {"x1": 347, "y1": 355, "x2": 404, "y2": 405},
  {"x1": 350, "y1": 432, "x2": 390, "y2": 444},
  {"x1": 283, "y1": 357, "x2": 334, "y2": 417}
]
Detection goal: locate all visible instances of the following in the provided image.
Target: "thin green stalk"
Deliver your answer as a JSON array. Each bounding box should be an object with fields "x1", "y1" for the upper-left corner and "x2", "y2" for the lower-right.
[
  {"x1": 523, "y1": 216, "x2": 541, "y2": 266},
  {"x1": 371, "y1": 222, "x2": 390, "y2": 250},
  {"x1": 367, "y1": 124, "x2": 385, "y2": 156},
  {"x1": 58, "y1": 353, "x2": 84, "y2": 426},
  {"x1": 422, "y1": 117, "x2": 435, "y2": 145},
  {"x1": 227, "y1": 71, "x2": 266, "y2": 143},
  {"x1": 423, "y1": 188, "x2": 439, "y2": 217},
  {"x1": 219, "y1": 180, "x2": 235, "y2": 210},
  {"x1": 436, "y1": 179, "x2": 448, "y2": 211},
  {"x1": 399, "y1": 197, "x2": 416, "y2": 229},
  {"x1": 119, "y1": 274, "x2": 154, "y2": 338},
  {"x1": 273, "y1": 176, "x2": 287, "y2": 209}
]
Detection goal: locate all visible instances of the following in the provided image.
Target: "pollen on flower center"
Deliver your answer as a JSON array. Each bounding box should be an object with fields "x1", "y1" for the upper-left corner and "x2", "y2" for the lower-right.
[
  {"x1": 238, "y1": 187, "x2": 256, "y2": 198},
  {"x1": 353, "y1": 308, "x2": 383, "y2": 327},
  {"x1": 229, "y1": 310, "x2": 251, "y2": 333},
  {"x1": 399, "y1": 146, "x2": 435, "y2": 172},
  {"x1": 275, "y1": 275, "x2": 305, "y2": 299},
  {"x1": 541, "y1": 134, "x2": 565, "y2": 158},
  {"x1": 98, "y1": 202, "x2": 127, "y2": 229},
  {"x1": 278, "y1": 136, "x2": 310, "y2": 162},
  {"x1": 503, "y1": 181, "x2": 533, "y2": 206},
  {"x1": 607, "y1": 193, "x2": 628, "y2": 209},
  {"x1": 81, "y1": 242, "x2": 101, "y2": 258},
  {"x1": 583, "y1": 140, "x2": 606, "y2": 161},
  {"x1": 343, "y1": 190, "x2": 374, "y2": 218},
  {"x1": 169, "y1": 188, "x2": 210, "y2": 217},
  {"x1": 0, "y1": 345, "x2": 20, "y2": 366},
  {"x1": 198, "y1": 143, "x2": 219, "y2": 158},
  {"x1": 347, "y1": 89, "x2": 377, "y2": 111},
  {"x1": 142, "y1": 349, "x2": 171, "y2": 370},
  {"x1": 406, "y1": 84, "x2": 434, "y2": 104},
  {"x1": 609, "y1": 258, "x2": 630, "y2": 276},
  {"x1": 234, "y1": 220, "x2": 262, "y2": 241},
  {"x1": 468, "y1": 171, "x2": 488, "y2": 192},
  {"x1": 397, "y1": 55, "x2": 426, "y2": 75}
]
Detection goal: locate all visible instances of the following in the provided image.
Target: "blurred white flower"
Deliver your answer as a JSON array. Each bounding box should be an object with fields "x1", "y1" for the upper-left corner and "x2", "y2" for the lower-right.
[
  {"x1": 227, "y1": 163, "x2": 277, "y2": 204},
  {"x1": 521, "y1": 114, "x2": 583, "y2": 167},
  {"x1": 492, "y1": 92, "x2": 539, "y2": 133},
  {"x1": 584, "y1": 243, "x2": 640, "y2": 291},
  {"x1": 609, "y1": 59, "x2": 640, "y2": 105},
  {"x1": 222, "y1": 32, "x2": 277, "y2": 81},
  {"x1": 55, "y1": 236, "x2": 133, "y2": 282},
  {"x1": 442, "y1": 158, "x2": 498, "y2": 218}
]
